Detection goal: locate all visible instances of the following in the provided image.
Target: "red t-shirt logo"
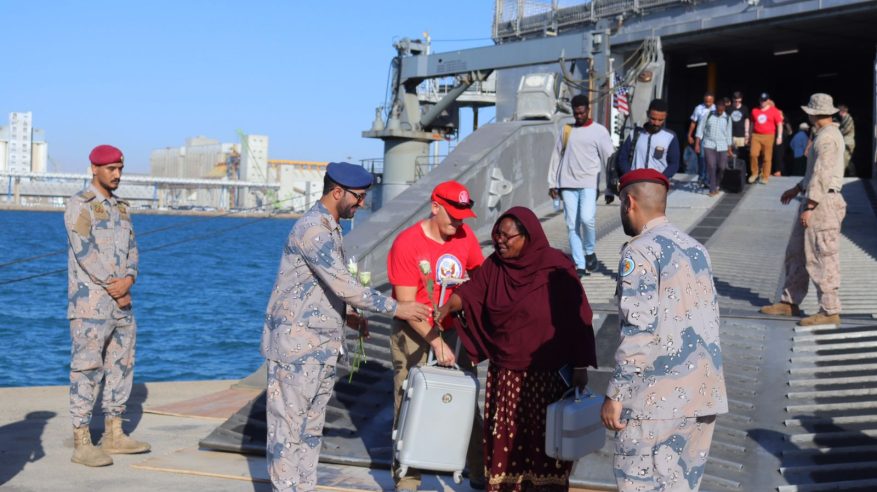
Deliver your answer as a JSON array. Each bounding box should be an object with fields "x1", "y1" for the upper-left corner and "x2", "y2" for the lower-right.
[{"x1": 436, "y1": 254, "x2": 463, "y2": 283}]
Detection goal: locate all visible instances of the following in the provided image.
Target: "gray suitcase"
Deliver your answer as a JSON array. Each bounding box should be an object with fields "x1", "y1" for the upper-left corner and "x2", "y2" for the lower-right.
[
  {"x1": 545, "y1": 388, "x2": 606, "y2": 461},
  {"x1": 392, "y1": 362, "x2": 478, "y2": 483},
  {"x1": 392, "y1": 277, "x2": 477, "y2": 483}
]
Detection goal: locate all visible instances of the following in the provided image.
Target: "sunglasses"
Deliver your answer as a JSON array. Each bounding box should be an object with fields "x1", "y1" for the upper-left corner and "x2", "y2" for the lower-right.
[
  {"x1": 342, "y1": 188, "x2": 367, "y2": 203},
  {"x1": 438, "y1": 196, "x2": 474, "y2": 210}
]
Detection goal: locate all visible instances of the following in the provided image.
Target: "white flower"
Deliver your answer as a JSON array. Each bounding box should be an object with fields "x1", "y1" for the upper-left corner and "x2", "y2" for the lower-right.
[
  {"x1": 418, "y1": 260, "x2": 431, "y2": 275},
  {"x1": 358, "y1": 271, "x2": 371, "y2": 286},
  {"x1": 347, "y1": 258, "x2": 358, "y2": 275}
]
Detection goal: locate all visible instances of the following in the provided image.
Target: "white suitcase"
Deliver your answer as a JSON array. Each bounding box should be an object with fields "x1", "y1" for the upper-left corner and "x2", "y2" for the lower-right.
[
  {"x1": 545, "y1": 388, "x2": 606, "y2": 461},
  {"x1": 392, "y1": 362, "x2": 477, "y2": 483}
]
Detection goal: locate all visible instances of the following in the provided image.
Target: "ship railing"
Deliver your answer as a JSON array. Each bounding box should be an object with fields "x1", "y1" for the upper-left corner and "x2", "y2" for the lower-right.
[{"x1": 493, "y1": 0, "x2": 691, "y2": 40}]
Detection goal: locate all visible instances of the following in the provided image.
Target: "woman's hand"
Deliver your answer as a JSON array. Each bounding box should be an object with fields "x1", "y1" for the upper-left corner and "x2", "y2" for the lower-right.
[
  {"x1": 434, "y1": 293, "x2": 462, "y2": 327},
  {"x1": 434, "y1": 303, "x2": 451, "y2": 327},
  {"x1": 572, "y1": 367, "x2": 589, "y2": 392}
]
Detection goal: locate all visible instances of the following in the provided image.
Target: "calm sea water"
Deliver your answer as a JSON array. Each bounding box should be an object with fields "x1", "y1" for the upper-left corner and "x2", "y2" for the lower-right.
[{"x1": 0, "y1": 209, "x2": 308, "y2": 388}]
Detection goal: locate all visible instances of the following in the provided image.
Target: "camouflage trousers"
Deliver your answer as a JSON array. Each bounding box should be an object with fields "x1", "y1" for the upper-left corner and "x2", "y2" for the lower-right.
[
  {"x1": 266, "y1": 360, "x2": 336, "y2": 492},
  {"x1": 781, "y1": 194, "x2": 847, "y2": 315},
  {"x1": 69, "y1": 317, "x2": 136, "y2": 428},
  {"x1": 613, "y1": 415, "x2": 717, "y2": 492}
]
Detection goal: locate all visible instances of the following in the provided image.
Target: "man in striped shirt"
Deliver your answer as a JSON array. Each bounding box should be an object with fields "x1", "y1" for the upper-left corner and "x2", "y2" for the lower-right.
[{"x1": 694, "y1": 97, "x2": 734, "y2": 196}]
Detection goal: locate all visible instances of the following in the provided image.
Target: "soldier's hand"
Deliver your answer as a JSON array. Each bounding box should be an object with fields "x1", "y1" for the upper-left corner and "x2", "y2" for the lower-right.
[
  {"x1": 800, "y1": 209, "x2": 812, "y2": 229},
  {"x1": 346, "y1": 311, "x2": 369, "y2": 337},
  {"x1": 780, "y1": 187, "x2": 799, "y2": 205},
  {"x1": 395, "y1": 301, "x2": 432, "y2": 323},
  {"x1": 430, "y1": 338, "x2": 456, "y2": 367},
  {"x1": 115, "y1": 293, "x2": 132, "y2": 309},
  {"x1": 107, "y1": 277, "x2": 133, "y2": 299},
  {"x1": 601, "y1": 397, "x2": 626, "y2": 431},
  {"x1": 548, "y1": 188, "x2": 559, "y2": 200}
]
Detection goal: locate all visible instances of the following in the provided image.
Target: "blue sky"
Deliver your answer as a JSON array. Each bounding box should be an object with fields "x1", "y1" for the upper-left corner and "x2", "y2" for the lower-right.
[{"x1": 1, "y1": 1, "x2": 497, "y2": 174}]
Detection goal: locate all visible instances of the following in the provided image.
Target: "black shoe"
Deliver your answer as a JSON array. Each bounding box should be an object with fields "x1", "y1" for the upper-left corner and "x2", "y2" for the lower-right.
[
  {"x1": 604, "y1": 195, "x2": 615, "y2": 205},
  {"x1": 576, "y1": 268, "x2": 589, "y2": 277},
  {"x1": 585, "y1": 253, "x2": 598, "y2": 272},
  {"x1": 469, "y1": 478, "x2": 486, "y2": 490}
]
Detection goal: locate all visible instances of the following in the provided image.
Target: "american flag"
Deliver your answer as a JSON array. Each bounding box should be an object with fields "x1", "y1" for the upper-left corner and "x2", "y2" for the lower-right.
[{"x1": 613, "y1": 85, "x2": 630, "y2": 115}]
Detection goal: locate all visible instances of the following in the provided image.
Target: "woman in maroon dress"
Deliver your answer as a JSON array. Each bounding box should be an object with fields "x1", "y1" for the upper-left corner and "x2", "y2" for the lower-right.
[{"x1": 436, "y1": 206, "x2": 597, "y2": 491}]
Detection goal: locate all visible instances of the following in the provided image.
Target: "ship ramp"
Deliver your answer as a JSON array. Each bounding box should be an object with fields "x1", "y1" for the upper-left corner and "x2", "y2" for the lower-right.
[{"x1": 202, "y1": 118, "x2": 877, "y2": 491}]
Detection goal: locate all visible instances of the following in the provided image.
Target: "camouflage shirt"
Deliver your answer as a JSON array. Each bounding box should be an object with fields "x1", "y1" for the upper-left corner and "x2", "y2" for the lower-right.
[
  {"x1": 608, "y1": 216, "x2": 728, "y2": 420},
  {"x1": 64, "y1": 184, "x2": 139, "y2": 320},
  {"x1": 800, "y1": 123, "x2": 845, "y2": 205},
  {"x1": 260, "y1": 202, "x2": 397, "y2": 366}
]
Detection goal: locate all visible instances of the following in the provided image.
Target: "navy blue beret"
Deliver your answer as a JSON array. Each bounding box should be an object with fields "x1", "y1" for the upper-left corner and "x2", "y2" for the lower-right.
[{"x1": 326, "y1": 162, "x2": 373, "y2": 189}]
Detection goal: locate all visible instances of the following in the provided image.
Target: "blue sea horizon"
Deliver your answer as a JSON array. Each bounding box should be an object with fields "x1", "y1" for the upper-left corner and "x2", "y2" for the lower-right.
[{"x1": 0, "y1": 209, "x2": 307, "y2": 388}]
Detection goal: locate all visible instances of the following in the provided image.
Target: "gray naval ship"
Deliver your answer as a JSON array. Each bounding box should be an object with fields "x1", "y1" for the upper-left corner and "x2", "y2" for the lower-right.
[{"x1": 201, "y1": 1, "x2": 877, "y2": 490}]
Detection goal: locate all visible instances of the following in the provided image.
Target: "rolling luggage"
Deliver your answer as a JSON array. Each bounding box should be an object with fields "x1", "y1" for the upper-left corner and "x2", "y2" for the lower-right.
[
  {"x1": 545, "y1": 388, "x2": 606, "y2": 461},
  {"x1": 392, "y1": 278, "x2": 477, "y2": 483},
  {"x1": 721, "y1": 157, "x2": 745, "y2": 193},
  {"x1": 392, "y1": 361, "x2": 478, "y2": 483}
]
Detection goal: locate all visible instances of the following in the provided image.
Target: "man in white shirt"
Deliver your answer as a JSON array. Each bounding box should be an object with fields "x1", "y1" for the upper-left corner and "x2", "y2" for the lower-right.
[{"x1": 548, "y1": 94, "x2": 615, "y2": 276}]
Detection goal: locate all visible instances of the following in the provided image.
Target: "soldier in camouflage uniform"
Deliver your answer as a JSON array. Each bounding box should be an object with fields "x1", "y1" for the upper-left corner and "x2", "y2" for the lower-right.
[
  {"x1": 837, "y1": 104, "x2": 855, "y2": 176},
  {"x1": 261, "y1": 162, "x2": 431, "y2": 492},
  {"x1": 761, "y1": 94, "x2": 847, "y2": 327},
  {"x1": 64, "y1": 145, "x2": 150, "y2": 467},
  {"x1": 601, "y1": 169, "x2": 728, "y2": 492}
]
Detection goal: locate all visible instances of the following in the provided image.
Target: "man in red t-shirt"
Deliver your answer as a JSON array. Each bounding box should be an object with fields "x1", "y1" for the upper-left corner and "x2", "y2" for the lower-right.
[
  {"x1": 387, "y1": 180, "x2": 485, "y2": 491},
  {"x1": 749, "y1": 92, "x2": 784, "y2": 184}
]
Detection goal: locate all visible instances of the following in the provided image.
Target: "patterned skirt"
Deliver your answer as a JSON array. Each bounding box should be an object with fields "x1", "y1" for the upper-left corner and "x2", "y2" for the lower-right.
[{"x1": 484, "y1": 364, "x2": 572, "y2": 491}]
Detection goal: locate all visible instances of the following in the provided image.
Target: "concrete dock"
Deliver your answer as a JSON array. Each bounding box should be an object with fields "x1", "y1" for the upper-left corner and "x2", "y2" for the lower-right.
[{"x1": 0, "y1": 380, "x2": 497, "y2": 492}]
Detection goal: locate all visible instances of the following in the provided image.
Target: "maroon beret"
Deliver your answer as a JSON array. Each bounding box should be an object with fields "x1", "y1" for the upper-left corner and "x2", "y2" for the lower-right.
[
  {"x1": 89, "y1": 145, "x2": 124, "y2": 166},
  {"x1": 619, "y1": 168, "x2": 670, "y2": 191}
]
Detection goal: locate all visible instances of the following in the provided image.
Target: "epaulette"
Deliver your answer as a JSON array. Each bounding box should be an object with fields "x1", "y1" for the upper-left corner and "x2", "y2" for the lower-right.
[
  {"x1": 80, "y1": 191, "x2": 97, "y2": 202},
  {"x1": 117, "y1": 198, "x2": 129, "y2": 206},
  {"x1": 624, "y1": 234, "x2": 650, "y2": 251}
]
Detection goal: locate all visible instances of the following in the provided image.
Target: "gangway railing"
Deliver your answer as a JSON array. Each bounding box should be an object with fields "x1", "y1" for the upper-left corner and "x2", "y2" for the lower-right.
[{"x1": 415, "y1": 154, "x2": 448, "y2": 179}]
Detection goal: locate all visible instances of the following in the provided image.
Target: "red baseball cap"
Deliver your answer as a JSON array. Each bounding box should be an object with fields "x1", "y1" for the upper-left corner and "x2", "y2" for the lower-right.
[
  {"x1": 619, "y1": 169, "x2": 670, "y2": 191},
  {"x1": 89, "y1": 145, "x2": 124, "y2": 166},
  {"x1": 432, "y1": 181, "x2": 476, "y2": 220}
]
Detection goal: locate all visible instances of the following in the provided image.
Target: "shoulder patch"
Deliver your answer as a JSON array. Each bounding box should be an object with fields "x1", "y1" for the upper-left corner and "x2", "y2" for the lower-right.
[
  {"x1": 621, "y1": 256, "x2": 636, "y2": 278},
  {"x1": 74, "y1": 209, "x2": 92, "y2": 237}
]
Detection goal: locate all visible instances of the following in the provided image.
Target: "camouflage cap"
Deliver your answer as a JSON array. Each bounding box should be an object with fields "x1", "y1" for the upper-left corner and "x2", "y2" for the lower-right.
[{"x1": 801, "y1": 93, "x2": 839, "y2": 116}]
